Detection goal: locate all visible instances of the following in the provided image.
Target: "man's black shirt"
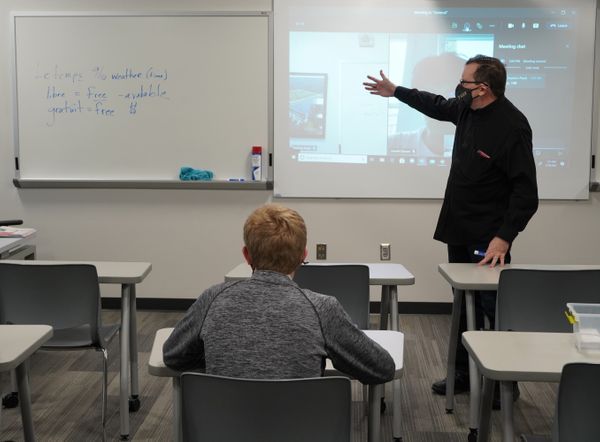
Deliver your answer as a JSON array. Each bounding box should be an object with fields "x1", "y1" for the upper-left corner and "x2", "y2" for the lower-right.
[{"x1": 394, "y1": 86, "x2": 538, "y2": 245}]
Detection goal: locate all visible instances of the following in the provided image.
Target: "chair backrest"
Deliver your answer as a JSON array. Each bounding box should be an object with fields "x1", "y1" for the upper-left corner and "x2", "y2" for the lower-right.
[
  {"x1": 556, "y1": 363, "x2": 600, "y2": 442},
  {"x1": 0, "y1": 219, "x2": 23, "y2": 226},
  {"x1": 0, "y1": 263, "x2": 102, "y2": 345},
  {"x1": 293, "y1": 264, "x2": 370, "y2": 329},
  {"x1": 181, "y1": 373, "x2": 352, "y2": 442},
  {"x1": 496, "y1": 269, "x2": 600, "y2": 332}
]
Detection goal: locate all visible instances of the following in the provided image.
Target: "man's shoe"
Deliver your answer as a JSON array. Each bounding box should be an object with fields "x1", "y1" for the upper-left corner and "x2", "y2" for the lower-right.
[
  {"x1": 431, "y1": 371, "x2": 470, "y2": 395},
  {"x1": 2, "y1": 392, "x2": 19, "y2": 409},
  {"x1": 492, "y1": 382, "x2": 520, "y2": 410}
]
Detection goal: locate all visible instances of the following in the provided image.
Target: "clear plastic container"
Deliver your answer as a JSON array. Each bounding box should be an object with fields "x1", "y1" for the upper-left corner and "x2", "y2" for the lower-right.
[{"x1": 566, "y1": 303, "x2": 600, "y2": 351}]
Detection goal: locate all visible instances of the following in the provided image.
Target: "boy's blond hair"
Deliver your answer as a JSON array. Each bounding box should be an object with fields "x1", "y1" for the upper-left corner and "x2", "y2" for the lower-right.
[{"x1": 243, "y1": 204, "x2": 307, "y2": 274}]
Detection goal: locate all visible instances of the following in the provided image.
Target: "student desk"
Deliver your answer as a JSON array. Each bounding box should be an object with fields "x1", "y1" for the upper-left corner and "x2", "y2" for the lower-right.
[
  {"x1": 0, "y1": 324, "x2": 53, "y2": 442},
  {"x1": 148, "y1": 328, "x2": 404, "y2": 442},
  {"x1": 225, "y1": 262, "x2": 415, "y2": 332},
  {"x1": 438, "y1": 263, "x2": 600, "y2": 436},
  {"x1": 0, "y1": 236, "x2": 36, "y2": 260},
  {"x1": 0, "y1": 260, "x2": 152, "y2": 440},
  {"x1": 463, "y1": 331, "x2": 600, "y2": 442}
]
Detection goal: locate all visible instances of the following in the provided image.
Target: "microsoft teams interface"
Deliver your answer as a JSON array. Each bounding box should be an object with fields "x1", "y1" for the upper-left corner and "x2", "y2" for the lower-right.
[{"x1": 284, "y1": 5, "x2": 583, "y2": 172}]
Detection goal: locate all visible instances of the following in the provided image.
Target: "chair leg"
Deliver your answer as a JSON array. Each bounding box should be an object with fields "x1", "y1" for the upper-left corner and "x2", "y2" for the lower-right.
[
  {"x1": 100, "y1": 347, "x2": 109, "y2": 442},
  {"x1": 11, "y1": 369, "x2": 18, "y2": 391}
]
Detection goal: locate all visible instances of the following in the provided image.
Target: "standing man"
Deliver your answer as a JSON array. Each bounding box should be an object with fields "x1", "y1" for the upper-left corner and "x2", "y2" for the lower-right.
[{"x1": 364, "y1": 55, "x2": 538, "y2": 396}]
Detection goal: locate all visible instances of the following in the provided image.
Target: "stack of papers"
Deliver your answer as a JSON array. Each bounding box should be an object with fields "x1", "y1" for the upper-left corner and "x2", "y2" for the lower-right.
[{"x1": 0, "y1": 226, "x2": 36, "y2": 238}]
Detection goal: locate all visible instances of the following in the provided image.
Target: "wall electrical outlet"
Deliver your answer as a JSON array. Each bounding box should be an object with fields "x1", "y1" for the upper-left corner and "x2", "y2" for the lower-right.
[
  {"x1": 380, "y1": 243, "x2": 391, "y2": 261},
  {"x1": 316, "y1": 243, "x2": 327, "y2": 260}
]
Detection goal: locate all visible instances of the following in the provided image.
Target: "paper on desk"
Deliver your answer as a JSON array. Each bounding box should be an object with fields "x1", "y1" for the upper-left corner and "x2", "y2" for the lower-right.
[{"x1": 0, "y1": 226, "x2": 36, "y2": 238}]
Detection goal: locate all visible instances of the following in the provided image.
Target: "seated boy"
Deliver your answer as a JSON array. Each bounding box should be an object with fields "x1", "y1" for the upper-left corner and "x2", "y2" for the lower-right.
[{"x1": 163, "y1": 203, "x2": 395, "y2": 384}]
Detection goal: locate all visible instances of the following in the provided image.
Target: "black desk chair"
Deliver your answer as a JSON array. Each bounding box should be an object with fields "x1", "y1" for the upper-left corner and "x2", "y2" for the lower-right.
[
  {"x1": 0, "y1": 263, "x2": 119, "y2": 441},
  {"x1": 496, "y1": 269, "x2": 600, "y2": 334},
  {"x1": 293, "y1": 264, "x2": 370, "y2": 329},
  {"x1": 521, "y1": 363, "x2": 600, "y2": 442},
  {"x1": 181, "y1": 372, "x2": 352, "y2": 442}
]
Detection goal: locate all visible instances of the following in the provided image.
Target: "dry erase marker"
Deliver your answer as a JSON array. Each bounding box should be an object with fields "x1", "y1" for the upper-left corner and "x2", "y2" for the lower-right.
[
  {"x1": 473, "y1": 250, "x2": 486, "y2": 257},
  {"x1": 228, "y1": 178, "x2": 246, "y2": 182}
]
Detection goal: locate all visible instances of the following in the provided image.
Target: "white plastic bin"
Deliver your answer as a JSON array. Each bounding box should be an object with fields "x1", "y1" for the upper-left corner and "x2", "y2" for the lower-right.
[{"x1": 566, "y1": 303, "x2": 600, "y2": 351}]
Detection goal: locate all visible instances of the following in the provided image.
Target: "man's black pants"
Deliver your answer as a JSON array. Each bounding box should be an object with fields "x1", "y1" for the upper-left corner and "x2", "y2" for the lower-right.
[{"x1": 447, "y1": 244, "x2": 511, "y2": 374}]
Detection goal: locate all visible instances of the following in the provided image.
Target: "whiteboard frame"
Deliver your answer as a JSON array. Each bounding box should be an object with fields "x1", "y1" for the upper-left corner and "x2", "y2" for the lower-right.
[
  {"x1": 592, "y1": 3, "x2": 600, "y2": 190},
  {"x1": 10, "y1": 10, "x2": 274, "y2": 190},
  {"x1": 12, "y1": 179, "x2": 273, "y2": 190}
]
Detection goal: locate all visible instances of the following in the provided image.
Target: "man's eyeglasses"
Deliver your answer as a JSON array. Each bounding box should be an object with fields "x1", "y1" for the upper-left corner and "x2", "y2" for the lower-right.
[{"x1": 459, "y1": 80, "x2": 488, "y2": 87}]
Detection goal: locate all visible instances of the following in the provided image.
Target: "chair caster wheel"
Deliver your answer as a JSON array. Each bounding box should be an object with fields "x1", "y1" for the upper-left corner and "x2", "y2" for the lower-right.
[
  {"x1": 393, "y1": 438, "x2": 403, "y2": 442},
  {"x1": 129, "y1": 396, "x2": 141, "y2": 412},
  {"x1": 445, "y1": 408, "x2": 453, "y2": 414},
  {"x1": 2, "y1": 392, "x2": 19, "y2": 409},
  {"x1": 380, "y1": 397, "x2": 386, "y2": 414},
  {"x1": 120, "y1": 435, "x2": 129, "y2": 440},
  {"x1": 468, "y1": 428, "x2": 478, "y2": 442}
]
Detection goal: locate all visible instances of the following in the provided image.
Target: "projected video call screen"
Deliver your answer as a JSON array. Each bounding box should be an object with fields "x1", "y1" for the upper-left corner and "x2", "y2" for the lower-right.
[
  {"x1": 289, "y1": 73, "x2": 327, "y2": 138},
  {"x1": 274, "y1": 0, "x2": 596, "y2": 199}
]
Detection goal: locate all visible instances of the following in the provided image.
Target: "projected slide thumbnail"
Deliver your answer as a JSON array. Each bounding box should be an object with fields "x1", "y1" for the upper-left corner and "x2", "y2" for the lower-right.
[{"x1": 289, "y1": 73, "x2": 327, "y2": 138}]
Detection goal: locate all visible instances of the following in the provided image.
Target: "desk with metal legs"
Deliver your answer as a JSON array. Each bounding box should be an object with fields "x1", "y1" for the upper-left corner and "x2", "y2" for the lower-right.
[
  {"x1": 148, "y1": 328, "x2": 404, "y2": 442},
  {"x1": 0, "y1": 324, "x2": 53, "y2": 442},
  {"x1": 438, "y1": 263, "x2": 600, "y2": 440},
  {"x1": 0, "y1": 260, "x2": 152, "y2": 440},
  {"x1": 463, "y1": 331, "x2": 600, "y2": 442},
  {"x1": 0, "y1": 237, "x2": 36, "y2": 410}
]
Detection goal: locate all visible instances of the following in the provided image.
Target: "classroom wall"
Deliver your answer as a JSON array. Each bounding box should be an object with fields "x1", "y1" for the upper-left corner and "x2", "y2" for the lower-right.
[{"x1": 1, "y1": 0, "x2": 599, "y2": 304}]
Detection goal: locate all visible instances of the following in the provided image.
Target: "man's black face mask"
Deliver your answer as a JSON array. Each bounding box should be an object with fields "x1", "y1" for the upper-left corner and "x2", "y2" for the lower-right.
[{"x1": 454, "y1": 83, "x2": 480, "y2": 107}]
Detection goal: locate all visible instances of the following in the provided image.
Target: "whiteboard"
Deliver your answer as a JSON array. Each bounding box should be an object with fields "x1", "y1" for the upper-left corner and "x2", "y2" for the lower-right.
[{"x1": 11, "y1": 12, "x2": 272, "y2": 185}]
